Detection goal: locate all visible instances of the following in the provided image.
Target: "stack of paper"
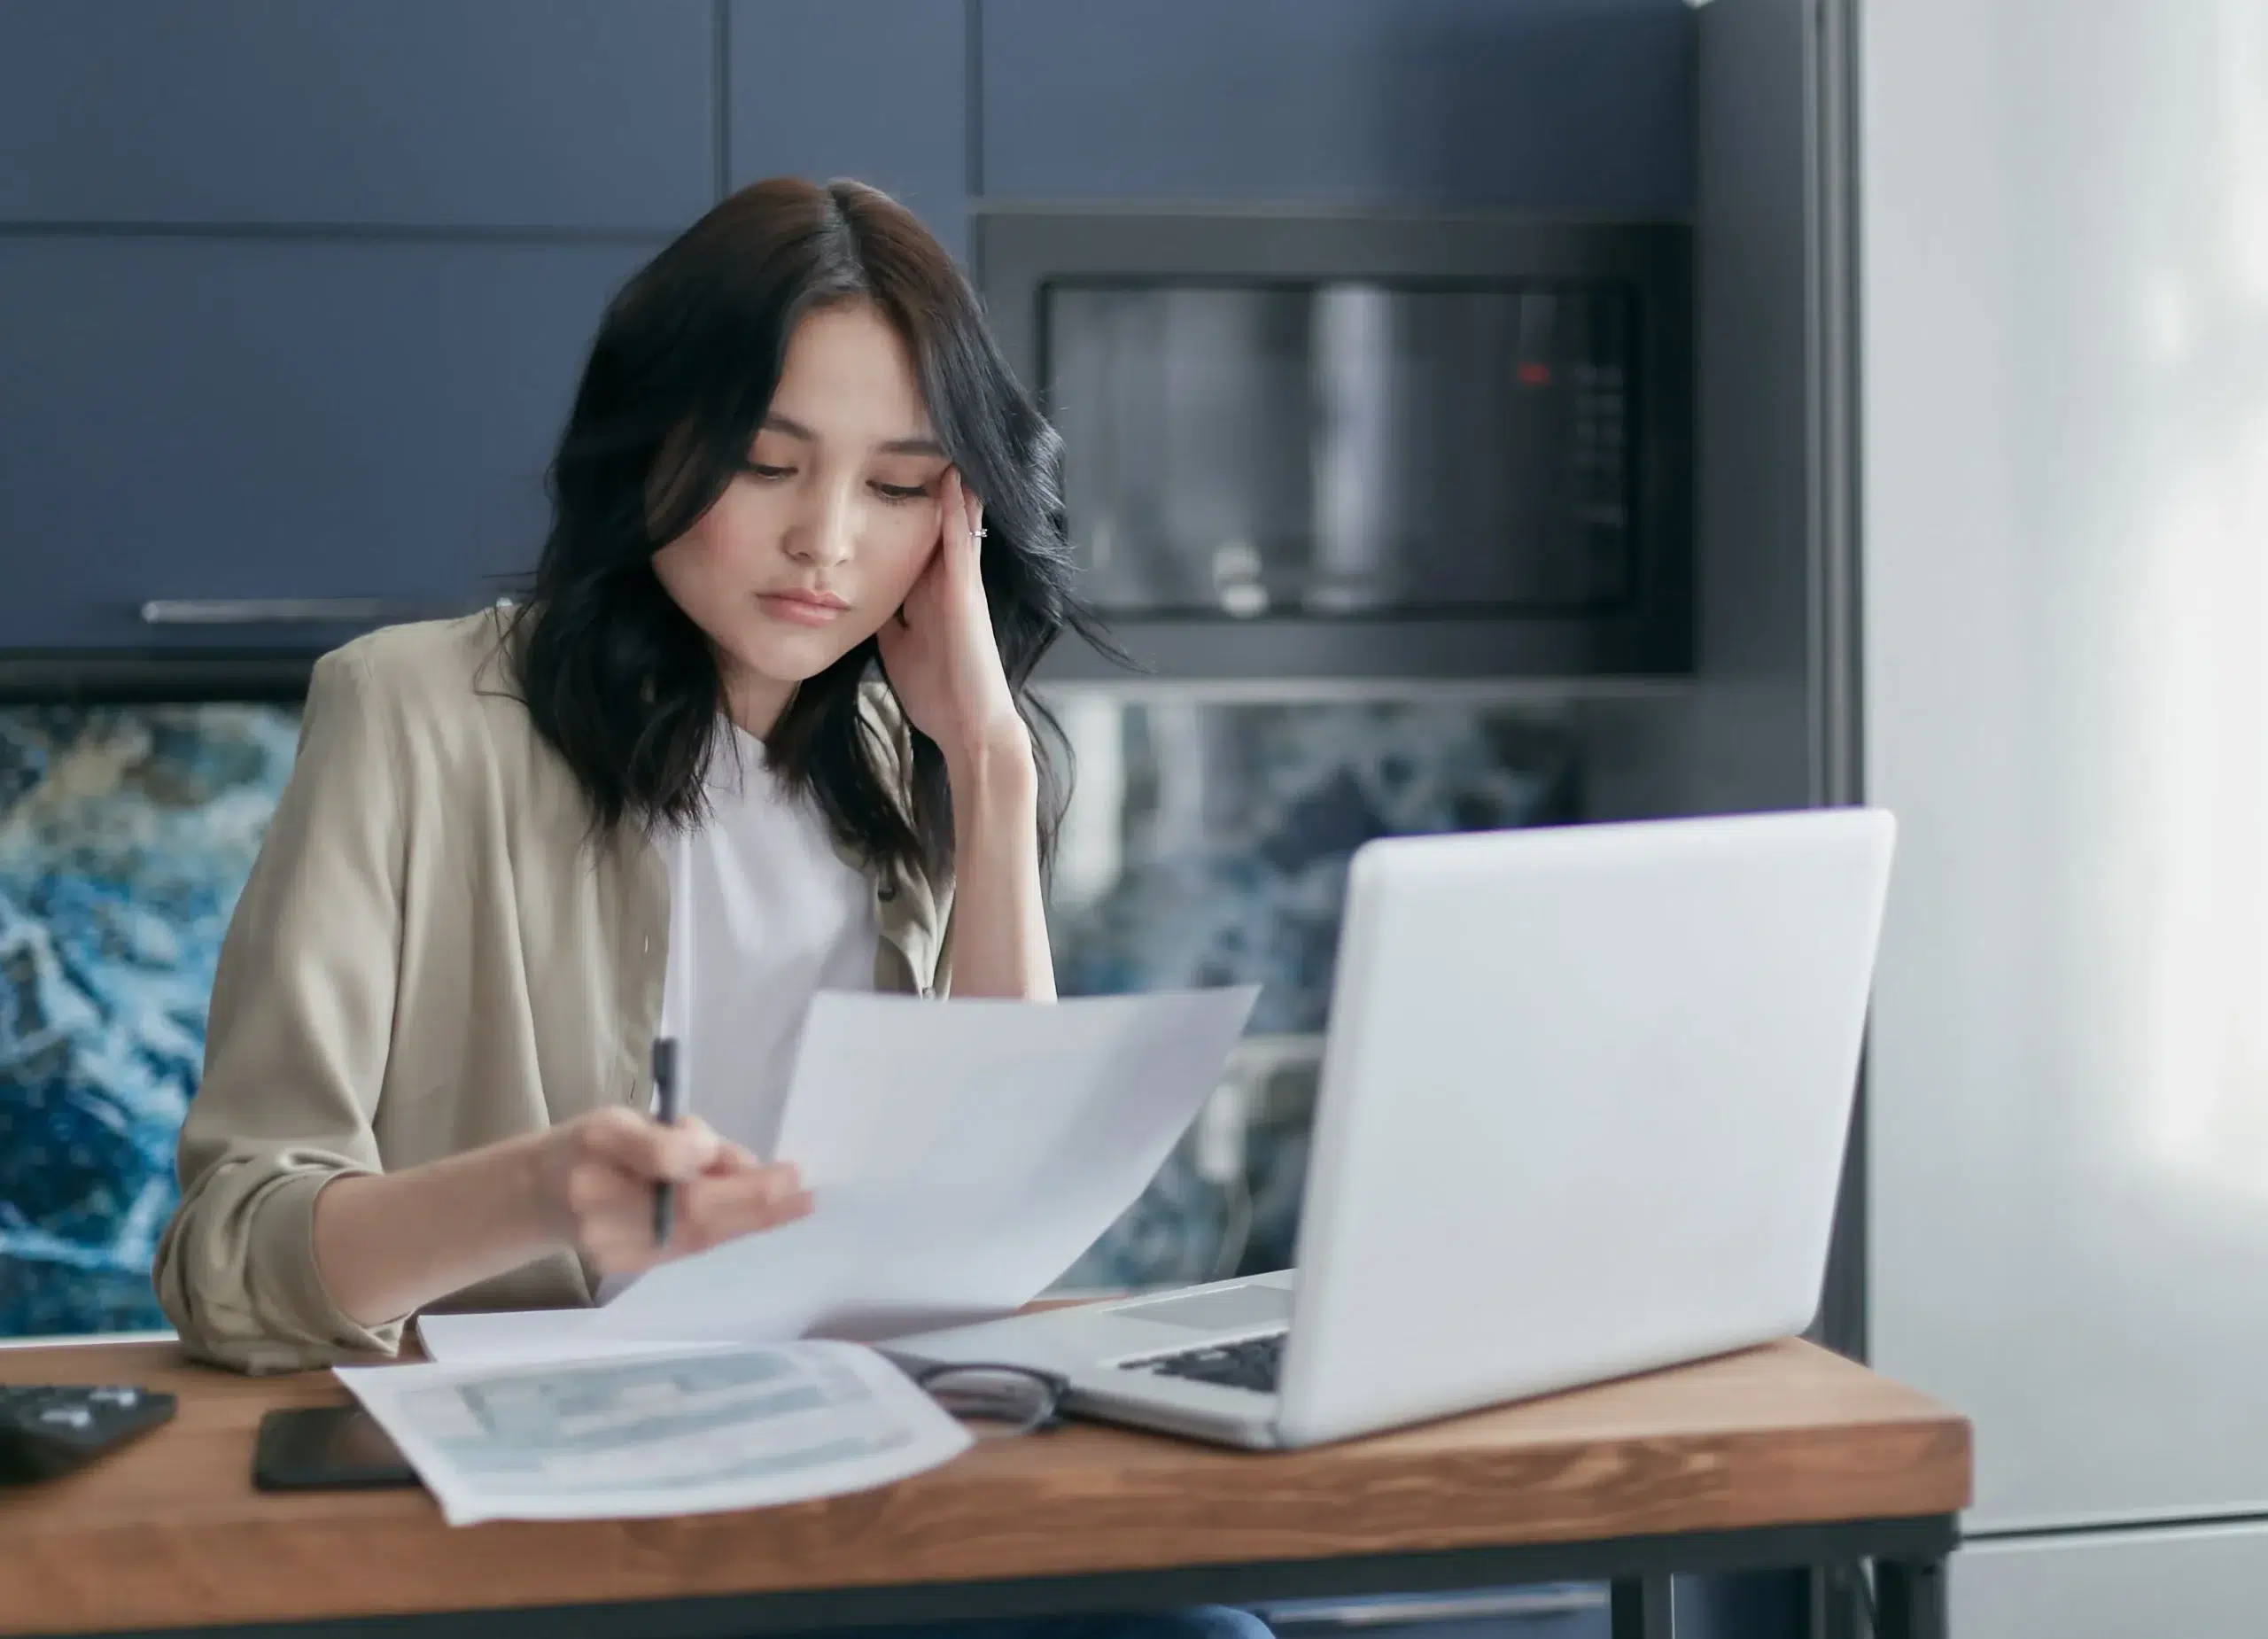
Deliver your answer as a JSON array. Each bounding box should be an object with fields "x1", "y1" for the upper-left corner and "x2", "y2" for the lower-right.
[
  {"x1": 337, "y1": 1342, "x2": 970, "y2": 1526},
  {"x1": 418, "y1": 987, "x2": 1260, "y2": 1365}
]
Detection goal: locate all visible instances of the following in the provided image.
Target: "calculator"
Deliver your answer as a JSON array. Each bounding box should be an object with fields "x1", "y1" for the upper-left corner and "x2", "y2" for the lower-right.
[{"x1": 0, "y1": 1384, "x2": 176, "y2": 1482}]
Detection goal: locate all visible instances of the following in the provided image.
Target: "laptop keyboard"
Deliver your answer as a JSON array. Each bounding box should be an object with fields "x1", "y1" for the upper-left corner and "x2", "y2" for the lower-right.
[{"x1": 1121, "y1": 1331, "x2": 1287, "y2": 1395}]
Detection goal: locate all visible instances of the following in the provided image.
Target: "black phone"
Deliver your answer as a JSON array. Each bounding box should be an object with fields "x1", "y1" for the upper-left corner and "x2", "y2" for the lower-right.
[{"x1": 252, "y1": 1404, "x2": 418, "y2": 1491}]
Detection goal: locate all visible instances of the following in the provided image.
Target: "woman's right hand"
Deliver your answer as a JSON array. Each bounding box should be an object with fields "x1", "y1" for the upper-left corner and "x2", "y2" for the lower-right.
[{"x1": 533, "y1": 1107, "x2": 813, "y2": 1278}]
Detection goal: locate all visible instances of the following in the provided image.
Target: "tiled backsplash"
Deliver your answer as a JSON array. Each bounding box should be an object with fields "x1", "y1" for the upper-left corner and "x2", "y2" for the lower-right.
[
  {"x1": 0, "y1": 694, "x2": 1575, "y2": 1335},
  {"x1": 1046, "y1": 695, "x2": 1576, "y2": 1288},
  {"x1": 1049, "y1": 695, "x2": 1576, "y2": 1033}
]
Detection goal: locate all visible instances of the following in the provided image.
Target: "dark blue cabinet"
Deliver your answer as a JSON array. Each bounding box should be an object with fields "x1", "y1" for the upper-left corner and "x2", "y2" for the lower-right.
[
  {"x1": 0, "y1": 0, "x2": 714, "y2": 230},
  {"x1": 0, "y1": 0, "x2": 1702, "y2": 659},
  {"x1": 0, "y1": 237, "x2": 654, "y2": 649},
  {"x1": 726, "y1": 0, "x2": 972, "y2": 259},
  {"x1": 979, "y1": 0, "x2": 1694, "y2": 213}
]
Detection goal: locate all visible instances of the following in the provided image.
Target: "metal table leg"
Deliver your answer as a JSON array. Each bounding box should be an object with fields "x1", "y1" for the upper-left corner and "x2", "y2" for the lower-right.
[
  {"x1": 1611, "y1": 1574, "x2": 1676, "y2": 1639},
  {"x1": 1876, "y1": 1558, "x2": 1948, "y2": 1639}
]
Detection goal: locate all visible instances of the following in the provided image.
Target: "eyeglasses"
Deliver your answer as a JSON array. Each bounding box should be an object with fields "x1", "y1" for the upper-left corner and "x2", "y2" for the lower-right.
[{"x1": 912, "y1": 1362, "x2": 1070, "y2": 1439}]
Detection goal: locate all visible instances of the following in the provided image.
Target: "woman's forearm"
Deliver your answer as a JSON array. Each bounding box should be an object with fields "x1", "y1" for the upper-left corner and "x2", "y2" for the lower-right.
[
  {"x1": 944, "y1": 728, "x2": 1056, "y2": 999},
  {"x1": 311, "y1": 1131, "x2": 559, "y2": 1328}
]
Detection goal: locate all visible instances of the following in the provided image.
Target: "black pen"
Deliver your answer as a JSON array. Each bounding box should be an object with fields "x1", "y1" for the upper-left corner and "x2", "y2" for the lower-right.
[{"x1": 651, "y1": 1037, "x2": 680, "y2": 1247}]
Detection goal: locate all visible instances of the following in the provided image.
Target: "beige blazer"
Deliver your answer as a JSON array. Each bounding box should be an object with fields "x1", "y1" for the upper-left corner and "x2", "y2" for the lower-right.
[{"x1": 153, "y1": 613, "x2": 951, "y2": 1373}]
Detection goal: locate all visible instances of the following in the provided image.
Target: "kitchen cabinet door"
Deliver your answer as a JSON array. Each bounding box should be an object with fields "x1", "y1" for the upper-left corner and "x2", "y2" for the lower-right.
[
  {"x1": 0, "y1": 0, "x2": 713, "y2": 231},
  {"x1": 1957, "y1": 1527, "x2": 2268, "y2": 1639},
  {"x1": 0, "y1": 236, "x2": 655, "y2": 649},
  {"x1": 727, "y1": 0, "x2": 971, "y2": 260},
  {"x1": 979, "y1": 0, "x2": 1692, "y2": 214}
]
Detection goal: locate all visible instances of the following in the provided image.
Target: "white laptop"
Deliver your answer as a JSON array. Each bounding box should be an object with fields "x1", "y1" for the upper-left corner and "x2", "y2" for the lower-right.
[{"x1": 883, "y1": 808, "x2": 1897, "y2": 1449}]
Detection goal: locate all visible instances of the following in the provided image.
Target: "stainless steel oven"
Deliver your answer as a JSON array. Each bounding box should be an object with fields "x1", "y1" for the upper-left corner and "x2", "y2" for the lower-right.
[{"x1": 978, "y1": 211, "x2": 1691, "y2": 680}]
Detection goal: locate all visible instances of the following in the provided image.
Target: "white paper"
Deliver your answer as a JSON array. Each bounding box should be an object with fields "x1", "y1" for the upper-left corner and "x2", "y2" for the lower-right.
[
  {"x1": 336, "y1": 1341, "x2": 972, "y2": 1526},
  {"x1": 420, "y1": 986, "x2": 1259, "y2": 1366},
  {"x1": 416, "y1": 1309, "x2": 670, "y2": 1364}
]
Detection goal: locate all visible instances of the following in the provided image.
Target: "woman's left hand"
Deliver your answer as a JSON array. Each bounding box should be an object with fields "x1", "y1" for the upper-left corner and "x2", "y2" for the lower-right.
[{"x1": 877, "y1": 469, "x2": 1025, "y2": 767}]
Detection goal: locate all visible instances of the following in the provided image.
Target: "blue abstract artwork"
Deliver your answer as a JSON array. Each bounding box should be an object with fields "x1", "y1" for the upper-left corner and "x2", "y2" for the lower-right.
[{"x1": 0, "y1": 704, "x2": 300, "y2": 1337}]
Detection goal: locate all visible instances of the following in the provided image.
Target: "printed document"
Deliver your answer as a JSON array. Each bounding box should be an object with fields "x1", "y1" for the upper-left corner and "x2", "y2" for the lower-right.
[
  {"x1": 420, "y1": 986, "x2": 1259, "y2": 1365},
  {"x1": 336, "y1": 1341, "x2": 971, "y2": 1526}
]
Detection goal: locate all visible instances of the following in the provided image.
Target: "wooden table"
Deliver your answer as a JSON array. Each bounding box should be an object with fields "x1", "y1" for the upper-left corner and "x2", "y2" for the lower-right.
[{"x1": 0, "y1": 1337, "x2": 1968, "y2": 1639}]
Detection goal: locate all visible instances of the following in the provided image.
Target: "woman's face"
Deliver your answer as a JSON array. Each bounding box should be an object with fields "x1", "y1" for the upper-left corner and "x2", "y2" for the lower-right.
[{"x1": 652, "y1": 300, "x2": 948, "y2": 732}]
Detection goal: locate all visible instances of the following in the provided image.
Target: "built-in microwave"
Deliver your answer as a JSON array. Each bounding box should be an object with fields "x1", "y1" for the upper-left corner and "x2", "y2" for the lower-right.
[{"x1": 976, "y1": 211, "x2": 1691, "y2": 680}]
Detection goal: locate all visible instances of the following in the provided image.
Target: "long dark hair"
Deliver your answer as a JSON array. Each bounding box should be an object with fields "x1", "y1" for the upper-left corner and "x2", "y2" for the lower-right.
[{"x1": 509, "y1": 176, "x2": 1107, "y2": 882}]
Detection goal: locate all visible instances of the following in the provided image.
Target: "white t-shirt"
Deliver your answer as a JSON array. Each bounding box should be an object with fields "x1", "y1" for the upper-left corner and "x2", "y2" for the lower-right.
[{"x1": 657, "y1": 723, "x2": 881, "y2": 1162}]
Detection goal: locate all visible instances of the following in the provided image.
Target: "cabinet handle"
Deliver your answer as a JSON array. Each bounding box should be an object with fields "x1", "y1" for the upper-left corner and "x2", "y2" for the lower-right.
[{"x1": 139, "y1": 598, "x2": 452, "y2": 626}]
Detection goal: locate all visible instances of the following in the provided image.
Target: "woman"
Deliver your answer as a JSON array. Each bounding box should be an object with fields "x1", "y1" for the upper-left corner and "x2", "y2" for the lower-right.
[
  {"x1": 156, "y1": 176, "x2": 1271, "y2": 1639},
  {"x1": 156, "y1": 177, "x2": 1091, "y2": 1366},
  {"x1": 154, "y1": 178, "x2": 1277, "y2": 1639}
]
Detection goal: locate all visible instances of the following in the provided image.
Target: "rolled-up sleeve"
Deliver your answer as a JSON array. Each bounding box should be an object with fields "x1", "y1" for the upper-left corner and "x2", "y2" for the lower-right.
[{"x1": 153, "y1": 648, "x2": 408, "y2": 1372}]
